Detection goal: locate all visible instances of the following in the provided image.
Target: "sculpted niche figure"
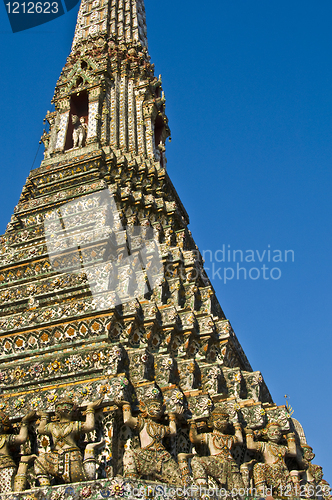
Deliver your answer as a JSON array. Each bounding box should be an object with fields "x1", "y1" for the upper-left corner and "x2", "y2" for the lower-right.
[
  {"x1": 189, "y1": 408, "x2": 244, "y2": 491},
  {"x1": 72, "y1": 115, "x2": 87, "y2": 148},
  {"x1": 34, "y1": 398, "x2": 103, "y2": 486},
  {"x1": 245, "y1": 422, "x2": 297, "y2": 495},
  {"x1": 120, "y1": 395, "x2": 184, "y2": 486},
  {"x1": 0, "y1": 410, "x2": 35, "y2": 493}
]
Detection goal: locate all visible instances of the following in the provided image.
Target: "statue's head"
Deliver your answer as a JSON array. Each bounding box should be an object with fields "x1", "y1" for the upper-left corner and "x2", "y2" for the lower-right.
[
  {"x1": 312, "y1": 465, "x2": 323, "y2": 483},
  {"x1": 71, "y1": 114, "x2": 79, "y2": 124},
  {"x1": 147, "y1": 399, "x2": 164, "y2": 419},
  {"x1": 55, "y1": 398, "x2": 76, "y2": 418},
  {"x1": 302, "y1": 444, "x2": 315, "y2": 462},
  {"x1": 139, "y1": 398, "x2": 164, "y2": 420},
  {"x1": 265, "y1": 422, "x2": 282, "y2": 443},
  {"x1": 0, "y1": 412, "x2": 11, "y2": 433},
  {"x1": 0, "y1": 411, "x2": 11, "y2": 433},
  {"x1": 139, "y1": 386, "x2": 164, "y2": 420},
  {"x1": 208, "y1": 408, "x2": 229, "y2": 432}
]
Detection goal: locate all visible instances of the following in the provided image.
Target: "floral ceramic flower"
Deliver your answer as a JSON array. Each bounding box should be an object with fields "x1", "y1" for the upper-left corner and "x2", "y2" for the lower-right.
[
  {"x1": 14, "y1": 398, "x2": 25, "y2": 409},
  {"x1": 42, "y1": 309, "x2": 55, "y2": 321},
  {"x1": 40, "y1": 332, "x2": 49, "y2": 343},
  {"x1": 80, "y1": 386, "x2": 91, "y2": 397},
  {"x1": 98, "y1": 383, "x2": 110, "y2": 395},
  {"x1": 110, "y1": 479, "x2": 124, "y2": 497},
  {"x1": 175, "y1": 391, "x2": 183, "y2": 401},
  {"x1": 15, "y1": 338, "x2": 25, "y2": 349},
  {"x1": 30, "y1": 397, "x2": 42, "y2": 410},
  {"x1": 3, "y1": 340, "x2": 12, "y2": 352},
  {"x1": 47, "y1": 393, "x2": 58, "y2": 404},
  {"x1": 110, "y1": 347, "x2": 122, "y2": 358},
  {"x1": 51, "y1": 490, "x2": 64, "y2": 500},
  {"x1": 162, "y1": 358, "x2": 173, "y2": 370},
  {"x1": 81, "y1": 486, "x2": 92, "y2": 498},
  {"x1": 65, "y1": 327, "x2": 76, "y2": 338},
  {"x1": 91, "y1": 352, "x2": 101, "y2": 363},
  {"x1": 66, "y1": 355, "x2": 83, "y2": 370},
  {"x1": 51, "y1": 360, "x2": 61, "y2": 372},
  {"x1": 30, "y1": 364, "x2": 43, "y2": 378}
]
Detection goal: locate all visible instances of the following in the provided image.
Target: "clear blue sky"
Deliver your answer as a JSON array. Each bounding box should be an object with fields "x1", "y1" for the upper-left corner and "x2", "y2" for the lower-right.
[{"x1": 0, "y1": 0, "x2": 331, "y2": 483}]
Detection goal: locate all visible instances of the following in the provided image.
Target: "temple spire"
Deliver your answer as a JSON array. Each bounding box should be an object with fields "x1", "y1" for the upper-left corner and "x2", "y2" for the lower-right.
[
  {"x1": 0, "y1": 0, "x2": 330, "y2": 494},
  {"x1": 72, "y1": 0, "x2": 148, "y2": 51},
  {"x1": 41, "y1": 0, "x2": 168, "y2": 165}
]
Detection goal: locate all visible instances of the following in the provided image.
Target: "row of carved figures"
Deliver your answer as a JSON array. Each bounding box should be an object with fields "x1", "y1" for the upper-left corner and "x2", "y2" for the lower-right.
[{"x1": 0, "y1": 395, "x2": 330, "y2": 498}]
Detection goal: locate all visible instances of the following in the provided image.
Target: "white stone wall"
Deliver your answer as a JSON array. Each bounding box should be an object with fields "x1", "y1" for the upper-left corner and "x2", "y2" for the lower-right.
[{"x1": 55, "y1": 112, "x2": 69, "y2": 151}]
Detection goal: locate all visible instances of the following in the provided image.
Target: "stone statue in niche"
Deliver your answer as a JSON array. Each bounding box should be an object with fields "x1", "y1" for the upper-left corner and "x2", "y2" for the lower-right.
[
  {"x1": 0, "y1": 410, "x2": 36, "y2": 493},
  {"x1": 72, "y1": 115, "x2": 87, "y2": 148},
  {"x1": 245, "y1": 422, "x2": 297, "y2": 496},
  {"x1": 119, "y1": 391, "x2": 184, "y2": 486},
  {"x1": 40, "y1": 130, "x2": 50, "y2": 150},
  {"x1": 41, "y1": 110, "x2": 56, "y2": 158},
  {"x1": 34, "y1": 398, "x2": 103, "y2": 486},
  {"x1": 189, "y1": 408, "x2": 244, "y2": 491}
]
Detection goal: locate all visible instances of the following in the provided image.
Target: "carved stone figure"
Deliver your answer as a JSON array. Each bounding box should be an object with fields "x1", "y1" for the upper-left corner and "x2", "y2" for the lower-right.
[
  {"x1": 40, "y1": 130, "x2": 50, "y2": 150},
  {"x1": 189, "y1": 408, "x2": 244, "y2": 491},
  {"x1": 34, "y1": 398, "x2": 102, "y2": 486},
  {"x1": 0, "y1": 410, "x2": 35, "y2": 493},
  {"x1": 72, "y1": 115, "x2": 87, "y2": 148},
  {"x1": 245, "y1": 423, "x2": 297, "y2": 495},
  {"x1": 120, "y1": 395, "x2": 184, "y2": 486},
  {"x1": 296, "y1": 445, "x2": 332, "y2": 499}
]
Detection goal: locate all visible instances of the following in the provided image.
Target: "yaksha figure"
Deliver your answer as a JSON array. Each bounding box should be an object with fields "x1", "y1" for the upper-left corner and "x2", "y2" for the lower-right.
[
  {"x1": 72, "y1": 115, "x2": 87, "y2": 148},
  {"x1": 0, "y1": 410, "x2": 35, "y2": 493},
  {"x1": 245, "y1": 422, "x2": 297, "y2": 495},
  {"x1": 34, "y1": 398, "x2": 102, "y2": 486},
  {"x1": 189, "y1": 408, "x2": 244, "y2": 491},
  {"x1": 120, "y1": 396, "x2": 184, "y2": 486},
  {"x1": 297, "y1": 445, "x2": 332, "y2": 499}
]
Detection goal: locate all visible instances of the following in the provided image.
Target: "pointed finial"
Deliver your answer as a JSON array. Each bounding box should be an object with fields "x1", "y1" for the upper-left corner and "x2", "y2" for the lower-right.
[{"x1": 284, "y1": 394, "x2": 294, "y2": 417}]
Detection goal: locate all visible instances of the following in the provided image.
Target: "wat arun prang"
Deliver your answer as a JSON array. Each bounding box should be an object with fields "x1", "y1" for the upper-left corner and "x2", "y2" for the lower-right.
[{"x1": 0, "y1": 1, "x2": 329, "y2": 498}]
